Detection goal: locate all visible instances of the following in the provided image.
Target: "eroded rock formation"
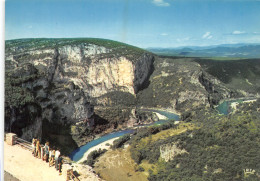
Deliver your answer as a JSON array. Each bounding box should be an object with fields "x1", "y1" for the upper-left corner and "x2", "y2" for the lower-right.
[
  {"x1": 5, "y1": 39, "x2": 154, "y2": 153},
  {"x1": 160, "y1": 143, "x2": 187, "y2": 162},
  {"x1": 5, "y1": 39, "x2": 239, "y2": 154}
]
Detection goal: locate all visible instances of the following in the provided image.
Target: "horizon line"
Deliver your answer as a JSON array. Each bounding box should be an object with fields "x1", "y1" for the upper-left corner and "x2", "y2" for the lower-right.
[{"x1": 5, "y1": 37, "x2": 260, "y2": 49}]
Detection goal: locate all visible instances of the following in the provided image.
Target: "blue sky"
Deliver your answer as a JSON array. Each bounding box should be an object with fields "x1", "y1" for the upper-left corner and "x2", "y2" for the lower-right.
[{"x1": 5, "y1": 0, "x2": 260, "y2": 48}]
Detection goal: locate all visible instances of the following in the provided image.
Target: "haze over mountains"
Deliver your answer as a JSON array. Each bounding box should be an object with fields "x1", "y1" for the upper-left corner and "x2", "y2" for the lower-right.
[{"x1": 148, "y1": 43, "x2": 260, "y2": 58}]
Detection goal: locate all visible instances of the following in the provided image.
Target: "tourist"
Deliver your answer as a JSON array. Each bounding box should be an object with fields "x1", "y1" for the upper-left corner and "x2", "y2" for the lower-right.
[
  {"x1": 36, "y1": 139, "x2": 41, "y2": 159},
  {"x1": 45, "y1": 142, "x2": 50, "y2": 163},
  {"x1": 31, "y1": 138, "x2": 36, "y2": 157},
  {"x1": 55, "y1": 149, "x2": 60, "y2": 170},
  {"x1": 58, "y1": 154, "x2": 63, "y2": 175},
  {"x1": 49, "y1": 148, "x2": 55, "y2": 167}
]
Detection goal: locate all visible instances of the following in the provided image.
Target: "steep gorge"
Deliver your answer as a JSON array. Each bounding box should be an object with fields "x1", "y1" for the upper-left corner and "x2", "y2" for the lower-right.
[
  {"x1": 5, "y1": 38, "x2": 239, "y2": 154},
  {"x1": 5, "y1": 39, "x2": 155, "y2": 153}
]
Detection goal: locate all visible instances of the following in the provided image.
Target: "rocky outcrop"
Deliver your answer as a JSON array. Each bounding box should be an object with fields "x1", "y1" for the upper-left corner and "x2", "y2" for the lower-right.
[
  {"x1": 160, "y1": 143, "x2": 187, "y2": 162},
  {"x1": 5, "y1": 39, "x2": 154, "y2": 153},
  {"x1": 136, "y1": 57, "x2": 234, "y2": 113},
  {"x1": 71, "y1": 163, "x2": 104, "y2": 181},
  {"x1": 198, "y1": 71, "x2": 237, "y2": 106},
  {"x1": 5, "y1": 38, "x2": 241, "y2": 154}
]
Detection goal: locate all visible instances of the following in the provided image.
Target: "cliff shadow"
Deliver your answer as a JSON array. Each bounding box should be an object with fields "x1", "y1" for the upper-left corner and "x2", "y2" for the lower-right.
[
  {"x1": 42, "y1": 119, "x2": 78, "y2": 155},
  {"x1": 134, "y1": 56, "x2": 155, "y2": 93}
]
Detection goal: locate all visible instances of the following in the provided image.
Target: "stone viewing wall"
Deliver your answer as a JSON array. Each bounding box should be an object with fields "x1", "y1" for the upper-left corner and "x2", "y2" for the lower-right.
[
  {"x1": 6, "y1": 133, "x2": 17, "y2": 146},
  {"x1": 62, "y1": 164, "x2": 73, "y2": 181}
]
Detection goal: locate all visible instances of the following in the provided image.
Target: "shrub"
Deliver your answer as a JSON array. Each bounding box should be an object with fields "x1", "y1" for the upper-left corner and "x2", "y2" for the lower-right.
[
  {"x1": 111, "y1": 134, "x2": 131, "y2": 149},
  {"x1": 83, "y1": 148, "x2": 107, "y2": 167}
]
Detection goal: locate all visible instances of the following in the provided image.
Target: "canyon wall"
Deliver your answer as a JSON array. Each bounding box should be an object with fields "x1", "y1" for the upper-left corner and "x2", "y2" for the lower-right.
[{"x1": 5, "y1": 39, "x2": 237, "y2": 154}]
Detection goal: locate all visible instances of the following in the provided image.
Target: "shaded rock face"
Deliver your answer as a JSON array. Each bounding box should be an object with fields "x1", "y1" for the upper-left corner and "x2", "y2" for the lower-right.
[
  {"x1": 5, "y1": 40, "x2": 154, "y2": 153},
  {"x1": 136, "y1": 57, "x2": 234, "y2": 113},
  {"x1": 198, "y1": 72, "x2": 238, "y2": 106}
]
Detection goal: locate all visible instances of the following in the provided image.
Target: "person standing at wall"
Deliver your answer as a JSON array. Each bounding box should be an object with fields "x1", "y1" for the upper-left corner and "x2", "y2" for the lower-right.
[
  {"x1": 58, "y1": 154, "x2": 63, "y2": 175},
  {"x1": 44, "y1": 142, "x2": 50, "y2": 163},
  {"x1": 32, "y1": 138, "x2": 36, "y2": 157},
  {"x1": 55, "y1": 149, "x2": 60, "y2": 170},
  {"x1": 49, "y1": 148, "x2": 55, "y2": 167},
  {"x1": 36, "y1": 139, "x2": 41, "y2": 159}
]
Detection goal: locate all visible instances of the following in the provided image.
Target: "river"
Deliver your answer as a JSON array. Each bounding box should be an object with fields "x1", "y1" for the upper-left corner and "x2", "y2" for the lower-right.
[
  {"x1": 70, "y1": 99, "x2": 255, "y2": 162},
  {"x1": 216, "y1": 97, "x2": 257, "y2": 115},
  {"x1": 69, "y1": 109, "x2": 180, "y2": 161}
]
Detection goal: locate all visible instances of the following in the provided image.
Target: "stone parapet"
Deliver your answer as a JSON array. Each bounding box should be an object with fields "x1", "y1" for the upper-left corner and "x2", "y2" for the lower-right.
[
  {"x1": 62, "y1": 164, "x2": 73, "y2": 181},
  {"x1": 6, "y1": 133, "x2": 17, "y2": 146}
]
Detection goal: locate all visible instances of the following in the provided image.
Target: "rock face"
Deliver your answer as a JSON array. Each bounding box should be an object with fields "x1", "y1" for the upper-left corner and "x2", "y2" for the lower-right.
[
  {"x1": 160, "y1": 143, "x2": 187, "y2": 162},
  {"x1": 5, "y1": 38, "x2": 242, "y2": 154},
  {"x1": 71, "y1": 163, "x2": 104, "y2": 181},
  {"x1": 136, "y1": 57, "x2": 234, "y2": 113},
  {"x1": 5, "y1": 39, "x2": 154, "y2": 153}
]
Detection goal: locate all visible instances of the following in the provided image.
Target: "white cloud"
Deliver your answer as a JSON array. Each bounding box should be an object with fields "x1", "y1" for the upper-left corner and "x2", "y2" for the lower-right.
[
  {"x1": 232, "y1": 30, "x2": 246, "y2": 35},
  {"x1": 207, "y1": 35, "x2": 213, "y2": 39},
  {"x1": 160, "y1": 33, "x2": 168, "y2": 36},
  {"x1": 253, "y1": 32, "x2": 260, "y2": 34},
  {"x1": 152, "y1": 0, "x2": 170, "y2": 7},
  {"x1": 202, "y1": 32, "x2": 213, "y2": 39},
  {"x1": 28, "y1": 25, "x2": 33, "y2": 29}
]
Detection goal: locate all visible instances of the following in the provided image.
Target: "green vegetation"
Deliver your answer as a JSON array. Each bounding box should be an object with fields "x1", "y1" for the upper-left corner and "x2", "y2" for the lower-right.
[
  {"x1": 83, "y1": 148, "x2": 107, "y2": 167},
  {"x1": 5, "y1": 38, "x2": 148, "y2": 61},
  {"x1": 5, "y1": 63, "x2": 37, "y2": 108},
  {"x1": 194, "y1": 58, "x2": 260, "y2": 94},
  {"x1": 111, "y1": 134, "x2": 131, "y2": 150},
  {"x1": 129, "y1": 122, "x2": 178, "y2": 164},
  {"x1": 96, "y1": 101, "x2": 260, "y2": 181},
  {"x1": 127, "y1": 100, "x2": 260, "y2": 181}
]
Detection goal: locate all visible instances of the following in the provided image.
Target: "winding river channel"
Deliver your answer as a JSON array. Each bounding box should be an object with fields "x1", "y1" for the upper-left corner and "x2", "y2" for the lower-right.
[
  {"x1": 70, "y1": 98, "x2": 256, "y2": 161},
  {"x1": 70, "y1": 109, "x2": 180, "y2": 161}
]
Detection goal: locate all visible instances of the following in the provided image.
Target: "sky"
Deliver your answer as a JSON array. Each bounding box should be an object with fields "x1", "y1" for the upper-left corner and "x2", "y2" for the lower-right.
[{"x1": 5, "y1": 0, "x2": 260, "y2": 48}]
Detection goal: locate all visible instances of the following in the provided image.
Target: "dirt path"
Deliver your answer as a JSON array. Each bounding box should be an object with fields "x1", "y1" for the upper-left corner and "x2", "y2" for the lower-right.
[{"x1": 4, "y1": 142, "x2": 65, "y2": 181}]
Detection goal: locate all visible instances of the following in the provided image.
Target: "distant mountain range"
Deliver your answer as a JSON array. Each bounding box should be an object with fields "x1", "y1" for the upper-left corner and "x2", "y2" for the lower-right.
[{"x1": 147, "y1": 43, "x2": 260, "y2": 58}]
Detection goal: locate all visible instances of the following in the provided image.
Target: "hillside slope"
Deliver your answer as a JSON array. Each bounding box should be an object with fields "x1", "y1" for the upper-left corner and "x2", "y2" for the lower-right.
[{"x1": 5, "y1": 38, "x2": 258, "y2": 155}]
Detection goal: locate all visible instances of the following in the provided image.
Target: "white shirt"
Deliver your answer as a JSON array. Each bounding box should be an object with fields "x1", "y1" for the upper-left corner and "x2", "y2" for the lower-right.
[{"x1": 55, "y1": 150, "x2": 60, "y2": 159}]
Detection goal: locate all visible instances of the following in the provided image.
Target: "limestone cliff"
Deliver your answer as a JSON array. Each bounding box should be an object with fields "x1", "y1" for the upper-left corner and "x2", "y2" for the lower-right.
[
  {"x1": 5, "y1": 38, "x2": 239, "y2": 154},
  {"x1": 5, "y1": 38, "x2": 154, "y2": 153}
]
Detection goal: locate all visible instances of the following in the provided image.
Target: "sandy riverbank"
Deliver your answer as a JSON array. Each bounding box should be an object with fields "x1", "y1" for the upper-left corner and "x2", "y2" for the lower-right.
[
  {"x1": 77, "y1": 137, "x2": 119, "y2": 163},
  {"x1": 154, "y1": 112, "x2": 168, "y2": 120},
  {"x1": 76, "y1": 110, "x2": 177, "y2": 163},
  {"x1": 231, "y1": 99, "x2": 257, "y2": 111}
]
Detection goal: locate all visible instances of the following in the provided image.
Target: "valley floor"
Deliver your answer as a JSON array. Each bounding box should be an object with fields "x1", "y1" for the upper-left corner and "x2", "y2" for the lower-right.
[
  {"x1": 94, "y1": 123, "x2": 195, "y2": 181},
  {"x1": 94, "y1": 146, "x2": 148, "y2": 181}
]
